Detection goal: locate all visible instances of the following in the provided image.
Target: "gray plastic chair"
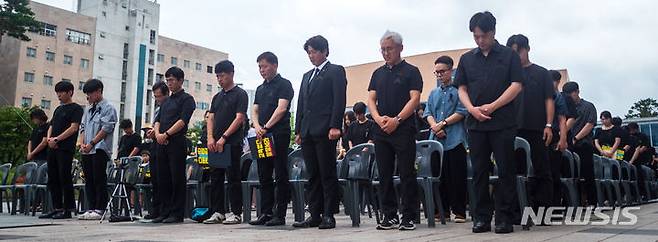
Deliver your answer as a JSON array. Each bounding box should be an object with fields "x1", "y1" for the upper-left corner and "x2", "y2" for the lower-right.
[
  {"x1": 8, "y1": 162, "x2": 38, "y2": 215},
  {"x1": 0, "y1": 163, "x2": 13, "y2": 213},
  {"x1": 559, "y1": 150, "x2": 580, "y2": 208},
  {"x1": 514, "y1": 137, "x2": 534, "y2": 223},
  {"x1": 287, "y1": 149, "x2": 307, "y2": 223},
  {"x1": 30, "y1": 163, "x2": 51, "y2": 216},
  {"x1": 341, "y1": 143, "x2": 375, "y2": 227},
  {"x1": 413, "y1": 140, "x2": 446, "y2": 227},
  {"x1": 241, "y1": 152, "x2": 262, "y2": 223}
]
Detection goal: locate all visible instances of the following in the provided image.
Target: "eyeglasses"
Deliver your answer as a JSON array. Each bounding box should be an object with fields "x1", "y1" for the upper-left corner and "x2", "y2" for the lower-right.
[
  {"x1": 433, "y1": 69, "x2": 451, "y2": 76},
  {"x1": 380, "y1": 47, "x2": 397, "y2": 53}
]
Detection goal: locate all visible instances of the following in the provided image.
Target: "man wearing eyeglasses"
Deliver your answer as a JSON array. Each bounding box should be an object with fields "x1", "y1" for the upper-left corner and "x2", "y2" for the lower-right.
[
  {"x1": 423, "y1": 56, "x2": 468, "y2": 224},
  {"x1": 367, "y1": 30, "x2": 422, "y2": 231}
]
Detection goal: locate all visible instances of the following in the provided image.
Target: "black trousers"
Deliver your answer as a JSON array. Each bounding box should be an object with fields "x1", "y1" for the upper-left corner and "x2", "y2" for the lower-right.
[
  {"x1": 149, "y1": 144, "x2": 162, "y2": 216},
  {"x1": 156, "y1": 135, "x2": 187, "y2": 218},
  {"x1": 439, "y1": 143, "x2": 467, "y2": 217},
  {"x1": 469, "y1": 128, "x2": 516, "y2": 225},
  {"x1": 516, "y1": 130, "x2": 553, "y2": 211},
  {"x1": 208, "y1": 144, "x2": 243, "y2": 215},
  {"x1": 548, "y1": 148, "x2": 567, "y2": 206},
  {"x1": 47, "y1": 149, "x2": 75, "y2": 210},
  {"x1": 301, "y1": 135, "x2": 339, "y2": 219},
  {"x1": 257, "y1": 132, "x2": 291, "y2": 218},
  {"x1": 374, "y1": 132, "x2": 418, "y2": 221},
  {"x1": 81, "y1": 150, "x2": 109, "y2": 211},
  {"x1": 572, "y1": 142, "x2": 597, "y2": 206}
]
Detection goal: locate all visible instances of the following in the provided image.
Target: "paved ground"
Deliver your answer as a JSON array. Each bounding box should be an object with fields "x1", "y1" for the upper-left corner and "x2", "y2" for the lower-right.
[{"x1": 1, "y1": 203, "x2": 658, "y2": 241}]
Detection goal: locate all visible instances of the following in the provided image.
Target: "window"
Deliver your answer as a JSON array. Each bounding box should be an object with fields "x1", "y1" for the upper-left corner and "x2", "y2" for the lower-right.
[
  {"x1": 29, "y1": 21, "x2": 57, "y2": 37},
  {"x1": 194, "y1": 81, "x2": 201, "y2": 91},
  {"x1": 121, "y1": 82, "x2": 127, "y2": 102},
  {"x1": 183, "y1": 60, "x2": 190, "y2": 68},
  {"x1": 26, "y1": 47, "x2": 36, "y2": 58},
  {"x1": 66, "y1": 29, "x2": 91, "y2": 45},
  {"x1": 171, "y1": 57, "x2": 177, "y2": 65},
  {"x1": 146, "y1": 90, "x2": 152, "y2": 105},
  {"x1": 102, "y1": 11, "x2": 106, "y2": 17},
  {"x1": 195, "y1": 63, "x2": 202, "y2": 71},
  {"x1": 184, "y1": 79, "x2": 189, "y2": 88},
  {"x1": 157, "y1": 54, "x2": 164, "y2": 63},
  {"x1": 43, "y1": 75, "x2": 53, "y2": 86},
  {"x1": 156, "y1": 73, "x2": 163, "y2": 83},
  {"x1": 24, "y1": 72, "x2": 34, "y2": 83},
  {"x1": 63, "y1": 55, "x2": 73, "y2": 65},
  {"x1": 150, "y1": 30, "x2": 156, "y2": 44},
  {"x1": 148, "y1": 49, "x2": 155, "y2": 65},
  {"x1": 80, "y1": 58, "x2": 90, "y2": 69},
  {"x1": 125, "y1": 25, "x2": 130, "y2": 31},
  {"x1": 145, "y1": 112, "x2": 151, "y2": 123},
  {"x1": 45, "y1": 51, "x2": 55, "y2": 61},
  {"x1": 62, "y1": 78, "x2": 71, "y2": 83},
  {"x1": 21, "y1": 97, "x2": 32, "y2": 107},
  {"x1": 40, "y1": 100, "x2": 51, "y2": 110},
  {"x1": 122, "y1": 61, "x2": 128, "y2": 80},
  {"x1": 123, "y1": 43, "x2": 129, "y2": 59},
  {"x1": 207, "y1": 66, "x2": 213, "y2": 73},
  {"x1": 206, "y1": 84, "x2": 213, "y2": 92},
  {"x1": 196, "y1": 102, "x2": 209, "y2": 110},
  {"x1": 148, "y1": 68, "x2": 154, "y2": 85},
  {"x1": 651, "y1": 123, "x2": 658, "y2": 147},
  {"x1": 79, "y1": 81, "x2": 85, "y2": 90},
  {"x1": 120, "y1": 104, "x2": 125, "y2": 120}
]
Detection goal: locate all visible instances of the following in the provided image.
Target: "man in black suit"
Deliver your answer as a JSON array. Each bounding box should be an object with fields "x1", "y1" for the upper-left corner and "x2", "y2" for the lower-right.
[{"x1": 293, "y1": 35, "x2": 347, "y2": 229}]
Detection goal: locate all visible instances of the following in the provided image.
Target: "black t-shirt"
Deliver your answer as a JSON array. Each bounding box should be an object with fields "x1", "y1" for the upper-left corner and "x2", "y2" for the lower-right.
[
  {"x1": 118, "y1": 133, "x2": 142, "y2": 158},
  {"x1": 594, "y1": 126, "x2": 623, "y2": 148},
  {"x1": 454, "y1": 43, "x2": 525, "y2": 131},
  {"x1": 367, "y1": 60, "x2": 423, "y2": 136},
  {"x1": 517, "y1": 64, "x2": 554, "y2": 131},
  {"x1": 209, "y1": 86, "x2": 248, "y2": 145},
  {"x1": 154, "y1": 90, "x2": 196, "y2": 138},
  {"x1": 347, "y1": 119, "x2": 374, "y2": 147},
  {"x1": 254, "y1": 74, "x2": 294, "y2": 134},
  {"x1": 29, "y1": 123, "x2": 49, "y2": 160},
  {"x1": 50, "y1": 102, "x2": 84, "y2": 151}
]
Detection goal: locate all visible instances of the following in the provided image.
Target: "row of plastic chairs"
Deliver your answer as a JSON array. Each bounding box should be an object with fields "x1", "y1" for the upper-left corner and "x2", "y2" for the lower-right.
[{"x1": 593, "y1": 155, "x2": 657, "y2": 207}]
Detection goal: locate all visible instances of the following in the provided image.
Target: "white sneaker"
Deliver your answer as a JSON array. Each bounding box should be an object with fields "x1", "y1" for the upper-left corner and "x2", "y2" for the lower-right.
[
  {"x1": 223, "y1": 213, "x2": 242, "y2": 224},
  {"x1": 77, "y1": 210, "x2": 92, "y2": 220},
  {"x1": 85, "y1": 211, "x2": 102, "y2": 220},
  {"x1": 203, "y1": 212, "x2": 226, "y2": 224}
]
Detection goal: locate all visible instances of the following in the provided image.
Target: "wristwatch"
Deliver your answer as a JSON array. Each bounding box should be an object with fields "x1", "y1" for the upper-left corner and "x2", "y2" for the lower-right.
[
  {"x1": 221, "y1": 134, "x2": 229, "y2": 140},
  {"x1": 395, "y1": 116, "x2": 402, "y2": 123},
  {"x1": 545, "y1": 123, "x2": 552, "y2": 128}
]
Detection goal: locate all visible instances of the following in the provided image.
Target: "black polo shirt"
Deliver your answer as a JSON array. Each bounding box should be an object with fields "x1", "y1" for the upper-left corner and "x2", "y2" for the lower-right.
[
  {"x1": 29, "y1": 123, "x2": 49, "y2": 160},
  {"x1": 571, "y1": 99, "x2": 597, "y2": 145},
  {"x1": 254, "y1": 74, "x2": 294, "y2": 134},
  {"x1": 454, "y1": 42, "x2": 525, "y2": 131},
  {"x1": 50, "y1": 102, "x2": 84, "y2": 151},
  {"x1": 594, "y1": 126, "x2": 623, "y2": 147},
  {"x1": 516, "y1": 64, "x2": 554, "y2": 131},
  {"x1": 118, "y1": 133, "x2": 141, "y2": 158},
  {"x1": 367, "y1": 60, "x2": 423, "y2": 136},
  {"x1": 209, "y1": 85, "x2": 248, "y2": 145},
  {"x1": 154, "y1": 89, "x2": 196, "y2": 138},
  {"x1": 347, "y1": 119, "x2": 374, "y2": 146}
]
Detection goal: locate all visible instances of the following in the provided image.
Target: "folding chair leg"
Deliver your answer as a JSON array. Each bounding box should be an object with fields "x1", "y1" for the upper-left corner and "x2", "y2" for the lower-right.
[
  {"x1": 241, "y1": 184, "x2": 251, "y2": 223},
  {"x1": 421, "y1": 180, "x2": 435, "y2": 227},
  {"x1": 433, "y1": 182, "x2": 446, "y2": 225}
]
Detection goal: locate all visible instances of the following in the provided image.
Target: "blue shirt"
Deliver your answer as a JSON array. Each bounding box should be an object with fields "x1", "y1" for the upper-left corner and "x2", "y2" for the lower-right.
[
  {"x1": 423, "y1": 84, "x2": 468, "y2": 150},
  {"x1": 80, "y1": 98, "x2": 118, "y2": 156},
  {"x1": 551, "y1": 91, "x2": 568, "y2": 131}
]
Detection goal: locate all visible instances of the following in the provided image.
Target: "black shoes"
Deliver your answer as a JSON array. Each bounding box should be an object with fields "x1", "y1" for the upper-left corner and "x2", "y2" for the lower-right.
[
  {"x1": 249, "y1": 214, "x2": 272, "y2": 225},
  {"x1": 376, "y1": 215, "x2": 400, "y2": 230},
  {"x1": 398, "y1": 219, "x2": 415, "y2": 231},
  {"x1": 318, "y1": 216, "x2": 336, "y2": 230},
  {"x1": 38, "y1": 210, "x2": 60, "y2": 219},
  {"x1": 495, "y1": 223, "x2": 514, "y2": 234},
  {"x1": 472, "y1": 221, "x2": 492, "y2": 233},
  {"x1": 151, "y1": 215, "x2": 167, "y2": 223},
  {"x1": 265, "y1": 217, "x2": 285, "y2": 226},
  {"x1": 162, "y1": 216, "x2": 184, "y2": 224},
  {"x1": 51, "y1": 210, "x2": 72, "y2": 219},
  {"x1": 292, "y1": 217, "x2": 322, "y2": 228},
  {"x1": 143, "y1": 213, "x2": 159, "y2": 220}
]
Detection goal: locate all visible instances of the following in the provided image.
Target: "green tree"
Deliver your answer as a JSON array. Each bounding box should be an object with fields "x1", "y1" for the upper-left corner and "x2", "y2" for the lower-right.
[
  {"x1": 0, "y1": 105, "x2": 34, "y2": 166},
  {"x1": 625, "y1": 98, "x2": 658, "y2": 119},
  {"x1": 0, "y1": 0, "x2": 41, "y2": 44}
]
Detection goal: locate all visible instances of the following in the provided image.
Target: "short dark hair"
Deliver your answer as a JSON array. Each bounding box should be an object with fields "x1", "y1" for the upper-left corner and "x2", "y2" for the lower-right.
[
  {"x1": 256, "y1": 51, "x2": 278, "y2": 65},
  {"x1": 600, "y1": 111, "x2": 612, "y2": 120},
  {"x1": 353, "y1": 102, "x2": 367, "y2": 115},
  {"x1": 214, "y1": 60, "x2": 234, "y2": 74},
  {"x1": 55, "y1": 81, "x2": 74, "y2": 93},
  {"x1": 562, "y1": 82, "x2": 579, "y2": 94},
  {"x1": 30, "y1": 108, "x2": 48, "y2": 122},
  {"x1": 612, "y1": 117, "x2": 622, "y2": 126},
  {"x1": 469, "y1": 11, "x2": 496, "y2": 33},
  {"x1": 434, "y1": 55, "x2": 454, "y2": 69},
  {"x1": 344, "y1": 110, "x2": 356, "y2": 122},
  {"x1": 550, "y1": 70, "x2": 562, "y2": 82},
  {"x1": 506, "y1": 34, "x2": 529, "y2": 50},
  {"x1": 140, "y1": 150, "x2": 151, "y2": 157},
  {"x1": 304, "y1": 35, "x2": 329, "y2": 57},
  {"x1": 82, "y1": 78, "x2": 104, "y2": 94},
  {"x1": 152, "y1": 81, "x2": 169, "y2": 95},
  {"x1": 119, "y1": 119, "x2": 133, "y2": 129},
  {"x1": 627, "y1": 122, "x2": 639, "y2": 130},
  {"x1": 165, "y1": 66, "x2": 184, "y2": 81}
]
